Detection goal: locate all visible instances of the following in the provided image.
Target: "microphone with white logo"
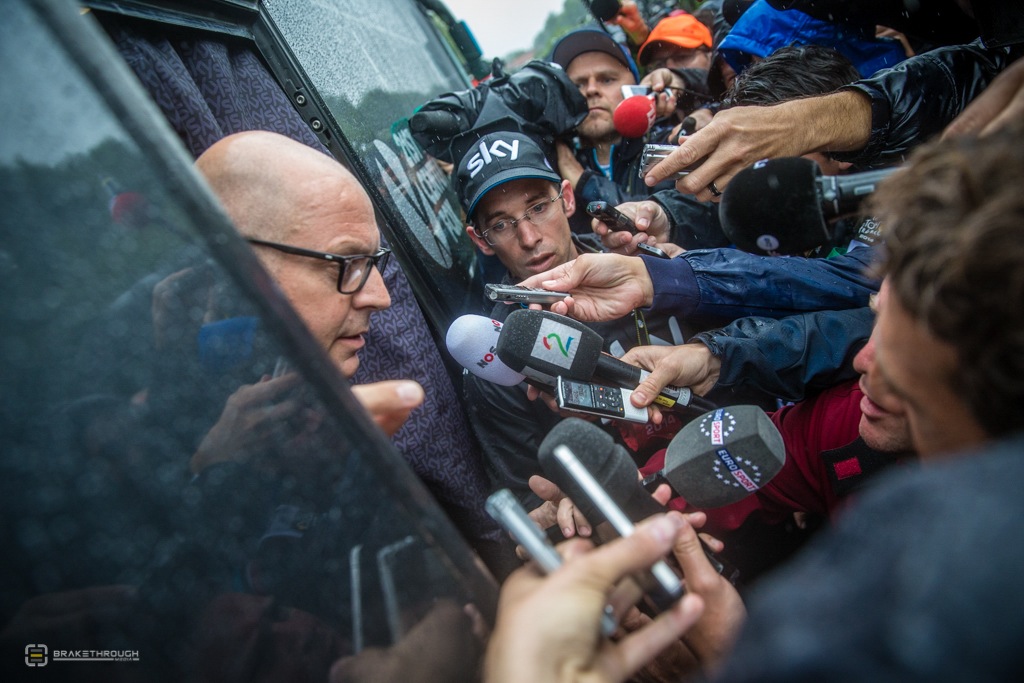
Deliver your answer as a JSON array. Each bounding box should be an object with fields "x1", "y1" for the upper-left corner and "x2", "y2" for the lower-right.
[
  {"x1": 539, "y1": 417, "x2": 741, "y2": 583},
  {"x1": 446, "y1": 315, "x2": 530, "y2": 386},
  {"x1": 642, "y1": 405, "x2": 786, "y2": 508},
  {"x1": 719, "y1": 157, "x2": 896, "y2": 255},
  {"x1": 495, "y1": 309, "x2": 714, "y2": 412}
]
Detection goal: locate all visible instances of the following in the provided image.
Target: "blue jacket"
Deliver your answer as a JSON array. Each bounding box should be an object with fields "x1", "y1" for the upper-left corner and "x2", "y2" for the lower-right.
[
  {"x1": 696, "y1": 307, "x2": 874, "y2": 405},
  {"x1": 643, "y1": 245, "x2": 879, "y2": 326},
  {"x1": 719, "y1": 0, "x2": 907, "y2": 78}
]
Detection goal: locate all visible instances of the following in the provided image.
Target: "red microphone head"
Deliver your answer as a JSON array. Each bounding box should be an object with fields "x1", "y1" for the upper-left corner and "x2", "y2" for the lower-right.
[{"x1": 613, "y1": 95, "x2": 656, "y2": 138}]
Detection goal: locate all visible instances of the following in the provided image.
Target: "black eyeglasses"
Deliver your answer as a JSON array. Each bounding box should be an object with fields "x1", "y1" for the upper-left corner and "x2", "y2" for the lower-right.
[{"x1": 247, "y1": 238, "x2": 391, "y2": 294}]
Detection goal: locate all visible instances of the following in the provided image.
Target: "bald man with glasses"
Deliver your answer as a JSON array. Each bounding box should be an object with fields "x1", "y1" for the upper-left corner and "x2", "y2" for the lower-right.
[{"x1": 189, "y1": 132, "x2": 423, "y2": 475}]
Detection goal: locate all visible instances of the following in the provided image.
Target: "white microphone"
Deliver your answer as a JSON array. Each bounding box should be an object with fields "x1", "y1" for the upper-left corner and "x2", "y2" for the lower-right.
[{"x1": 445, "y1": 314, "x2": 527, "y2": 386}]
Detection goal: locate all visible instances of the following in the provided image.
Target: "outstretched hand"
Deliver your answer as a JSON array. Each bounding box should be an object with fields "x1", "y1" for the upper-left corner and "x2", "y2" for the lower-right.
[
  {"x1": 646, "y1": 91, "x2": 872, "y2": 202},
  {"x1": 517, "y1": 253, "x2": 655, "y2": 322}
]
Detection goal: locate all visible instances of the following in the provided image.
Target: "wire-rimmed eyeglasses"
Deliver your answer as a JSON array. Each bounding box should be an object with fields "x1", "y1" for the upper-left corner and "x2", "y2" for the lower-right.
[
  {"x1": 247, "y1": 238, "x2": 390, "y2": 294},
  {"x1": 475, "y1": 188, "x2": 565, "y2": 247}
]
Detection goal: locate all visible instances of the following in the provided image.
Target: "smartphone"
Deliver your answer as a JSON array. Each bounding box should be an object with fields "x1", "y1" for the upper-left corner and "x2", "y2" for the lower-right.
[
  {"x1": 586, "y1": 200, "x2": 638, "y2": 234},
  {"x1": 621, "y1": 84, "x2": 652, "y2": 99},
  {"x1": 556, "y1": 377, "x2": 649, "y2": 423},
  {"x1": 485, "y1": 283, "x2": 569, "y2": 305},
  {"x1": 586, "y1": 201, "x2": 670, "y2": 260},
  {"x1": 639, "y1": 143, "x2": 691, "y2": 180}
]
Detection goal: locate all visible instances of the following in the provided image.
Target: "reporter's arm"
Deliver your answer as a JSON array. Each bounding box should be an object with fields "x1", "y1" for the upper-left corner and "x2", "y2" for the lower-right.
[
  {"x1": 646, "y1": 91, "x2": 872, "y2": 201},
  {"x1": 517, "y1": 253, "x2": 655, "y2": 322}
]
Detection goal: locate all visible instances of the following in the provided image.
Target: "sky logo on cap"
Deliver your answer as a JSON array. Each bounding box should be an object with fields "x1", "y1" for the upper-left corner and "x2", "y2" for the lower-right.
[{"x1": 468, "y1": 138, "x2": 520, "y2": 178}]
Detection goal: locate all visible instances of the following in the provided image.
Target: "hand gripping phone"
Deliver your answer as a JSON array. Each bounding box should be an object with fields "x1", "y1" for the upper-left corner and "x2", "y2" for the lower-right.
[
  {"x1": 485, "y1": 283, "x2": 569, "y2": 305},
  {"x1": 586, "y1": 201, "x2": 670, "y2": 259},
  {"x1": 639, "y1": 143, "x2": 692, "y2": 180},
  {"x1": 556, "y1": 377, "x2": 649, "y2": 423}
]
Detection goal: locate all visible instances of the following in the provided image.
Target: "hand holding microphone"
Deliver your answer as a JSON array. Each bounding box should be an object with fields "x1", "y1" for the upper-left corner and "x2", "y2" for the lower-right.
[
  {"x1": 619, "y1": 343, "x2": 722, "y2": 412},
  {"x1": 495, "y1": 309, "x2": 715, "y2": 414}
]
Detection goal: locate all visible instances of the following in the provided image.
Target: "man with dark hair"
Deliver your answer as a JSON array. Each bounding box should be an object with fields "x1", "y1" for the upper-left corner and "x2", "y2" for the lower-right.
[
  {"x1": 723, "y1": 44, "x2": 860, "y2": 106},
  {"x1": 452, "y1": 131, "x2": 686, "y2": 507},
  {"x1": 869, "y1": 128, "x2": 1024, "y2": 453}
]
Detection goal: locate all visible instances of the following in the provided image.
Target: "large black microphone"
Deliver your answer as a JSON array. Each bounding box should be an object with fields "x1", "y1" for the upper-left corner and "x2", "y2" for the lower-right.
[
  {"x1": 719, "y1": 157, "x2": 896, "y2": 255},
  {"x1": 589, "y1": 0, "x2": 622, "y2": 22},
  {"x1": 538, "y1": 418, "x2": 685, "y2": 611},
  {"x1": 643, "y1": 405, "x2": 787, "y2": 508},
  {"x1": 538, "y1": 418, "x2": 739, "y2": 586},
  {"x1": 495, "y1": 309, "x2": 714, "y2": 412}
]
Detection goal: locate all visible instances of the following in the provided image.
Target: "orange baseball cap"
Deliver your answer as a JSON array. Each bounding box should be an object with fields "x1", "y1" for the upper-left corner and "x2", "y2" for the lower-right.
[{"x1": 637, "y1": 13, "x2": 713, "y2": 65}]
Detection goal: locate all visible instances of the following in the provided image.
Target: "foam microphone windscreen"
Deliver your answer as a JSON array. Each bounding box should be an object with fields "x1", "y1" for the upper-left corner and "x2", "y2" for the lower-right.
[
  {"x1": 495, "y1": 309, "x2": 604, "y2": 382},
  {"x1": 719, "y1": 156, "x2": 829, "y2": 255},
  {"x1": 663, "y1": 405, "x2": 786, "y2": 508},
  {"x1": 614, "y1": 95, "x2": 656, "y2": 138},
  {"x1": 589, "y1": 0, "x2": 622, "y2": 22},
  {"x1": 446, "y1": 315, "x2": 525, "y2": 387},
  {"x1": 536, "y1": 417, "x2": 647, "y2": 524}
]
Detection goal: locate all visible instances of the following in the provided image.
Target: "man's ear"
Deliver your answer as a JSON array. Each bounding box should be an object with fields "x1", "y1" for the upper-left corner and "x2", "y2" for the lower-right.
[
  {"x1": 560, "y1": 179, "x2": 577, "y2": 218},
  {"x1": 466, "y1": 224, "x2": 495, "y2": 255}
]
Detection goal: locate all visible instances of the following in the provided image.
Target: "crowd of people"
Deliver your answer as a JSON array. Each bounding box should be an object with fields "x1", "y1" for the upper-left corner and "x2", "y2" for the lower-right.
[
  {"x1": 173, "y1": 0, "x2": 1024, "y2": 680},
  {"x1": 422, "y1": 1, "x2": 1024, "y2": 680},
  {"x1": 17, "y1": 0, "x2": 1019, "y2": 680}
]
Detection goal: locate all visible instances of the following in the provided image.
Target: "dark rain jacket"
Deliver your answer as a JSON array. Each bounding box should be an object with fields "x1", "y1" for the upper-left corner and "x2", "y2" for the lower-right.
[{"x1": 837, "y1": 39, "x2": 1024, "y2": 167}]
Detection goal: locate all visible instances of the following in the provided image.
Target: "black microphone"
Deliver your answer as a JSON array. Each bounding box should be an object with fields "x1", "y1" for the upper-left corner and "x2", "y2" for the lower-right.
[
  {"x1": 538, "y1": 418, "x2": 684, "y2": 611},
  {"x1": 495, "y1": 309, "x2": 714, "y2": 412},
  {"x1": 719, "y1": 157, "x2": 896, "y2": 255},
  {"x1": 642, "y1": 405, "x2": 787, "y2": 508},
  {"x1": 589, "y1": 0, "x2": 622, "y2": 22},
  {"x1": 540, "y1": 419, "x2": 741, "y2": 585}
]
